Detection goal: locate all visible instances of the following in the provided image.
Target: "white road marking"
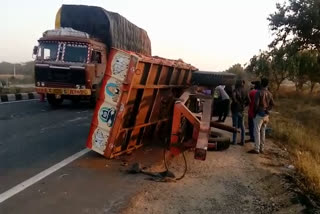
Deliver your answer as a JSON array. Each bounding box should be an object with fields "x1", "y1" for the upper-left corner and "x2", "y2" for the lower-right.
[
  {"x1": 66, "y1": 117, "x2": 88, "y2": 123},
  {"x1": 0, "y1": 99, "x2": 40, "y2": 105},
  {"x1": 0, "y1": 148, "x2": 90, "y2": 204}
]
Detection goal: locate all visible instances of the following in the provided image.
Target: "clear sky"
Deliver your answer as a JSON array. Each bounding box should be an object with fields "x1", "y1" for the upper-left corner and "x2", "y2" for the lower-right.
[{"x1": 1, "y1": 0, "x2": 283, "y2": 71}]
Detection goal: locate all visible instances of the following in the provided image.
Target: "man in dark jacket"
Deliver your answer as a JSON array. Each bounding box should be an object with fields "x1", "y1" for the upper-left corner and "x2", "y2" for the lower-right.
[
  {"x1": 231, "y1": 80, "x2": 249, "y2": 145},
  {"x1": 215, "y1": 85, "x2": 230, "y2": 122},
  {"x1": 250, "y1": 78, "x2": 274, "y2": 154}
]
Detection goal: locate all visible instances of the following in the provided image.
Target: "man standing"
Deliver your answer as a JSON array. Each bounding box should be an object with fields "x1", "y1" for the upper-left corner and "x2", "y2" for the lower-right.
[
  {"x1": 251, "y1": 78, "x2": 274, "y2": 154},
  {"x1": 248, "y1": 81, "x2": 260, "y2": 142},
  {"x1": 215, "y1": 85, "x2": 230, "y2": 122},
  {"x1": 231, "y1": 80, "x2": 249, "y2": 145}
]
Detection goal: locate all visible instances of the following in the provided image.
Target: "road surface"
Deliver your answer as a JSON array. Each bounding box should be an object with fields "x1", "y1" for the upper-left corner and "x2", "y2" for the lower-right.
[{"x1": 0, "y1": 100, "x2": 151, "y2": 214}]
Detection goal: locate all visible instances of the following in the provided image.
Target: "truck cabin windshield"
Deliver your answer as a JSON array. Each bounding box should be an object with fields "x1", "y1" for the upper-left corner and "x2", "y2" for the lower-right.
[
  {"x1": 64, "y1": 44, "x2": 88, "y2": 63},
  {"x1": 37, "y1": 42, "x2": 88, "y2": 63},
  {"x1": 38, "y1": 42, "x2": 59, "y2": 61}
]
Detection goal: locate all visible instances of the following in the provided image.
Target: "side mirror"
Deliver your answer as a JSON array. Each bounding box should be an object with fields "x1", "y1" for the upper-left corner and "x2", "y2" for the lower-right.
[{"x1": 33, "y1": 46, "x2": 39, "y2": 55}]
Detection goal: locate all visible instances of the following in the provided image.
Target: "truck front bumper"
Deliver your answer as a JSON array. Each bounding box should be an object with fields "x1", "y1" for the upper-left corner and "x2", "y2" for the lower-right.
[{"x1": 36, "y1": 87, "x2": 91, "y2": 96}]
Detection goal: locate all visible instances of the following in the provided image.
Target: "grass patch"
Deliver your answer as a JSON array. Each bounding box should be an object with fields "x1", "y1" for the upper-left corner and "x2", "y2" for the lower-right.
[
  {"x1": 0, "y1": 87, "x2": 34, "y2": 95},
  {"x1": 270, "y1": 92, "x2": 320, "y2": 198}
]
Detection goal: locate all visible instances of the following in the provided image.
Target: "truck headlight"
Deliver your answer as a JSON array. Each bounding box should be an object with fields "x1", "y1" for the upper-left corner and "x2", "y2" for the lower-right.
[
  {"x1": 81, "y1": 85, "x2": 86, "y2": 89},
  {"x1": 41, "y1": 82, "x2": 45, "y2": 87},
  {"x1": 37, "y1": 82, "x2": 40, "y2": 86},
  {"x1": 76, "y1": 85, "x2": 80, "y2": 89}
]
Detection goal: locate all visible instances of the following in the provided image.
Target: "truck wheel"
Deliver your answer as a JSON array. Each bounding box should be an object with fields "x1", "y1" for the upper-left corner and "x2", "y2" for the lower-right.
[
  {"x1": 89, "y1": 84, "x2": 101, "y2": 107},
  {"x1": 208, "y1": 130, "x2": 230, "y2": 151},
  {"x1": 47, "y1": 94, "x2": 63, "y2": 107},
  {"x1": 89, "y1": 93, "x2": 97, "y2": 107}
]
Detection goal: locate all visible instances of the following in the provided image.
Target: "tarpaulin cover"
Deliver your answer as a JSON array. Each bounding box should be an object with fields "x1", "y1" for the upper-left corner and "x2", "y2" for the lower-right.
[
  {"x1": 57, "y1": 4, "x2": 152, "y2": 56},
  {"x1": 191, "y1": 71, "x2": 236, "y2": 87}
]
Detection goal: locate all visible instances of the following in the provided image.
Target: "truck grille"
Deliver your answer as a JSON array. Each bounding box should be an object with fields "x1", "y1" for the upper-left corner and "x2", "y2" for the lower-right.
[{"x1": 35, "y1": 66, "x2": 86, "y2": 85}]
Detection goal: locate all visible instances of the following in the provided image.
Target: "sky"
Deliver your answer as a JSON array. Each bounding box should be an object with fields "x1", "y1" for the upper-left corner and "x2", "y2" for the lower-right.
[{"x1": 0, "y1": 0, "x2": 284, "y2": 71}]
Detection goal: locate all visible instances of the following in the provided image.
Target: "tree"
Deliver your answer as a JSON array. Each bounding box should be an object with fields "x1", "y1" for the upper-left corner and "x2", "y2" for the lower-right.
[
  {"x1": 268, "y1": 0, "x2": 320, "y2": 50},
  {"x1": 300, "y1": 50, "x2": 320, "y2": 93},
  {"x1": 248, "y1": 0, "x2": 320, "y2": 93},
  {"x1": 269, "y1": 46, "x2": 293, "y2": 91},
  {"x1": 246, "y1": 49, "x2": 291, "y2": 92},
  {"x1": 246, "y1": 51, "x2": 271, "y2": 78},
  {"x1": 225, "y1": 63, "x2": 246, "y2": 79},
  {"x1": 287, "y1": 51, "x2": 307, "y2": 91}
]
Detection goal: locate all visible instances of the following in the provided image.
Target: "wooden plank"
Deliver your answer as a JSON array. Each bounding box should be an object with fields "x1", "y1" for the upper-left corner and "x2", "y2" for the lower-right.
[
  {"x1": 177, "y1": 69, "x2": 186, "y2": 85},
  {"x1": 132, "y1": 62, "x2": 145, "y2": 85},
  {"x1": 158, "y1": 66, "x2": 169, "y2": 85},
  {"x1": 149, "y1": 89, "x2": 171, "y2": 122},
  {"x1": 169, "y1": 68, "x2": 180, "y2": 85},
  {"x1": 186, "y1": 70, "x2": 193, "y2": 84},
  {"x1": 153, "y1": 65, "x2": 162, "y2": 85},
  {"x1": 121, "y1": 89, "x2": 139, "y2": 128},
  {"x1": 182, "y1": 70, "x2": 190, "y2": 85},
  {"x1": 120, "y1": 118, "x2": 169, "y2": 132},
  {"x1": 146, "y1": 64, "x2": 159, "y2": 85},
  {"x1": 127, "y1": 88, "x2": 154, "y2": 148},
  {"x1": 139, "y1": 63, "x2": 151, "y2": 85}
]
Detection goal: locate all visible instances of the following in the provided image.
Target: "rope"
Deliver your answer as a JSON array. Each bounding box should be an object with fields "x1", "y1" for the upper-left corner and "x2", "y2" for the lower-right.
[{"x1": 163, "y1": 137, "x2": 188, "y2": 181}]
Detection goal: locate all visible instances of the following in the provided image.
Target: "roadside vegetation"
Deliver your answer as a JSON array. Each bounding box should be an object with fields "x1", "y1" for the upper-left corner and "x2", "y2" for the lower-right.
[
  {"x1": 0, "y1": 61, "x2": 35, "y2": 95},
  {"x1": 223, "y1": 0, "x2": 320, "y2": 200},
  {"x1": 270, "y1": 86, "x2": 320, "y2": 199},
  {"x1": 0, "y1": 87, "x2": 34, "y2": 95}
]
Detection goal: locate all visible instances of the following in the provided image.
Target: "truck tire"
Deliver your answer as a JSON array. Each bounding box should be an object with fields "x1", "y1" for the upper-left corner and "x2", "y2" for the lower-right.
[
  {"x1": 191, "y1": 71, "x2": 236, "y2": 87},
  {"x1": 90, "y1": 83, "x2": 102, "y2": 107},
  {"x1": 208, "y1": 130, "x2": 230, "y2": 151},
  {"x1": 89, "y1": 95, "x2": 96, "y2": 107},
  {"x1": 47, "y1": 94, "x2": 63, "y2": 107}
]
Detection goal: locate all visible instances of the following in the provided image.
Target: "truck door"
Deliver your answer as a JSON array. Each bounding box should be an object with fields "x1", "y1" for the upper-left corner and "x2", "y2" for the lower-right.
[
  {"x1": 90, "y1": 49, "x2": 107, "y2": 101},
  {"x1": 91, "y1": 50, "x2": 106, "y2": 84}
]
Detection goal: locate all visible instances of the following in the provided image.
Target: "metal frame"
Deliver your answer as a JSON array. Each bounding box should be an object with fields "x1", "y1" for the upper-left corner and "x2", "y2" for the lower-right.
[{"x1": 169, "y1": 90, "x2": 212, "y2": 161}]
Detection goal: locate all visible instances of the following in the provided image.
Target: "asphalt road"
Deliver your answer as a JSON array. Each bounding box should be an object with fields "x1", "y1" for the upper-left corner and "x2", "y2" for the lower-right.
[
  {"x1": 0, "y1": 100, "x2": 92, "y2": 193},
  {"x1": 0, "y1": 100, "x2": 158, "y2": 213}
]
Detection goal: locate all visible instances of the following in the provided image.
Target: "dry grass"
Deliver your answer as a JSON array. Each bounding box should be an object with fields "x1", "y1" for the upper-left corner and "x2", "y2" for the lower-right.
[
  {"x1": 0, "y1": 74, "x2": 25, "y2": 79},
  {"x1": 0, "y1": 87, "x2": 34, "y2": 95},
  {"x1": 270, "y1": 90, "x2": 320, "y2": 198}
]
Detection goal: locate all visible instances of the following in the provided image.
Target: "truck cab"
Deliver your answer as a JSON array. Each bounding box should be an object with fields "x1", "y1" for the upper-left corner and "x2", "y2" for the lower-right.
[{"x1": 34, "y1": 28, "x2": 107, "y2": 106}]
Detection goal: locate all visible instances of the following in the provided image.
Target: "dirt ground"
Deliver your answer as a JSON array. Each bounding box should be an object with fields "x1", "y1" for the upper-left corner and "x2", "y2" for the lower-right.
[{"x1": 120, "y1": 130, "x2": 319, "y2": 214}]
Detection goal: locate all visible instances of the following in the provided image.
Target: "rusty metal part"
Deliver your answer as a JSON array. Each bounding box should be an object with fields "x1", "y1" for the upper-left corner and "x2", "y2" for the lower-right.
[
  {"x1": 194, "y1": 98, "x2": 212, "y2": 160},
  {"x1": 169, "y1": 90, "x2": 212, "y2": 161}
]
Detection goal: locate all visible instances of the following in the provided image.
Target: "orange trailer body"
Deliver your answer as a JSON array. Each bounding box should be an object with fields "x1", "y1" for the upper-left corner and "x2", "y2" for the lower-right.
[{"x1": 86, "y1": 48, "x2": 197, "y2": 158}]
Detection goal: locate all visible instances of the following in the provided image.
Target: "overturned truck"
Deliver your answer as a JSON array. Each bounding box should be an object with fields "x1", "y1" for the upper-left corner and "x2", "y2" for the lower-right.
[
  {"x1": 86, "y1": 49, "x2": 236, "y2": 160},
  {"x1": 86, "y1": 48, "x2": 197, "y2": 157}
]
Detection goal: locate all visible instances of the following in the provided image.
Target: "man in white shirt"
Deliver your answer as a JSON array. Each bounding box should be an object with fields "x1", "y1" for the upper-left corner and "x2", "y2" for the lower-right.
[{"x1": 215, "y1": 85, "x2": 230, "y2": 122}]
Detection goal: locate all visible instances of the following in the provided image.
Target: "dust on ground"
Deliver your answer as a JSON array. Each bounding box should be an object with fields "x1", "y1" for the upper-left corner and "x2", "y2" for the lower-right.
[{"x1": 120, "y1": 138, "x2": 319, "y2": 214}]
